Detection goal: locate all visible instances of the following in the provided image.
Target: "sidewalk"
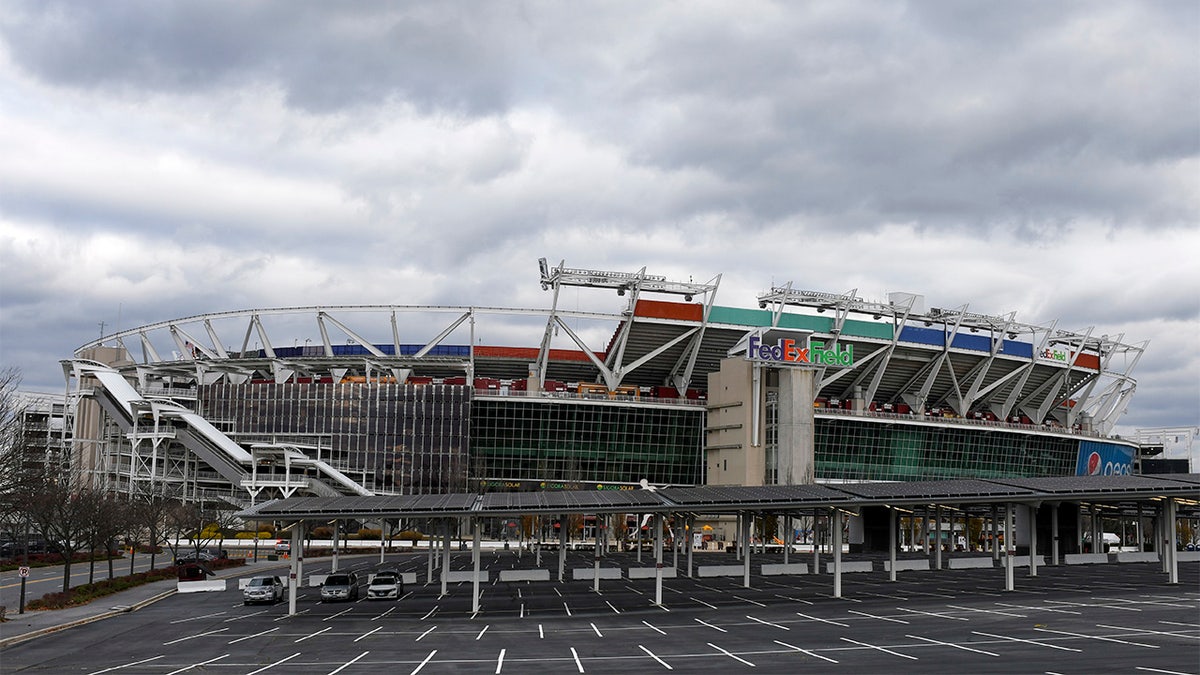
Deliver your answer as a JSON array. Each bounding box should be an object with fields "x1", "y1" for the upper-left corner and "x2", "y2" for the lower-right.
[{"x1": 0, "y1": 559, "x2": 292, "y2": 649}]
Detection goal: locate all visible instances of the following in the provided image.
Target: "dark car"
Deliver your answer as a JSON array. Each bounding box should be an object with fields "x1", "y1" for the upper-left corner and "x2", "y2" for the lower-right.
[{"x1": 320, "y1": 573, "x2": 360, "y2": 602}]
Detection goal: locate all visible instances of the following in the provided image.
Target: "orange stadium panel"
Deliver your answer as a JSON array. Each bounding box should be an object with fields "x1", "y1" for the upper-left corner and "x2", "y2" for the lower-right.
[
  {"x1": 1074, "y1": 353, "x2": 1101, "y2": 370},
  {"x1": 633, "y1": 299, "x2": 703, "y2": 321},
  {"x1": 475, "y1": 346, "x2": 602, "y2": 362}
]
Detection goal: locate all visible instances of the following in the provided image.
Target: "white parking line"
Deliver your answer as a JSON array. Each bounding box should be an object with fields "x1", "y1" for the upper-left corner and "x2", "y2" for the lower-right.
[
  {"x1": 897, "y1": 606, "x2": 968, "y2": 621},
  {"x1": 994, "y1": 602, "x2": 1078, "y2": 615},
  {"x1": 274, "y1": 609, "x2": 309, "y2": 621},
  {"x1": 539, "y1": 624, "x2": 544, "y2": 639},
  {"x1": 163, "y1": 628, "x2": 228, "y2": 645},
  {"x1": 495, "y1": 648, "x2": 506, "y2": 673},
  {"x1": 638, "y1": 644, "x2": 672, "y2": 670},
  {"x1": 246, "y1": 652, "x2": 300, "y2": 675},
  {"x1": 731, "y1": 595, "x2": 766, "y2": 607},
  {"x1": 774, "y1": 639, "x2": 837, "y2": 663},
  {"x1": 570, "y1": 646, "x2": 585, "y2": 673},
  {"x1": 371, "y1": 606, "x2": 396, "y2": 620},
  {"x1": 708, "y1": 642, "x2": 754, "y2": 667},
  {"x1": 328, "y1": 651, "x2": 369, "y2": 675},
  {"x1": 354, "y1": 626, "x2": 382, "y2": 643},
  {"x1": 642, "y1": 620, "x2": 666, "y2": 635},
  {"x1": 1135, "y1": 668, "x2": 1195, "y2": 675},
  {"x1": 746, "y1": 615, "x2": 789, "y2": 630},
  {"x1": 295, "y1": 626, "x2": 332, "y2": 643},
  {"x1": 840, "y1": 636, "x2": 918, "y2": 661},
  {"x1": 564, "y1": 602, "x2": 572, "y2": 616},
  {"x1": 691, "y1": 597, "x2": 718, "y2": 609},
  {"x1": 1098, "y1": 624, "x2": 1200, "y2": 640},
  {"x1": 905, "y1": 633, "x2": 998, "y2": 656},
  {"x1": 772, "y1": 594, "x2": 813, "y2": 605},
  {"x1": 1034, "y1": 626, "x2": 1159, "y2": 648},
  {"x1": 163, "y1": 653, "x2": 229, "y2": 675},
  {"x1": 324, "y1": 607, "x2": 354, "y2": 621},
  {"x1": 694, "y1": 618, "x2": 726, "y2": 632},
  {"x1": 849, "y1": 609, "x2": 908, "y2": 624},
  {"x1": 476, "y1": 625, "x2": 490, "y2": 640},
  {"x1": 224, "y1": 610, "x2": 268, "y2": 622},
  {"x1": 170, "y1": 612, "x2": 225, "y2": 624},
  {"x1": 947, "y1": 604, "x2": 1025, "y2": 618},
  {"x1": 1047, "y1": 599, "x2": 1141, "y2": 612},
  {"x1": 795, "y1": 612, "x2": 848, "y2": 627},
  {"x1": 415, "y1": 625, "x2": 437, "y2": 642},
  {"x1": 971, "y1": 630, "x2": 1080, "y2": 652},
  {"x1": 229, "y1": 627, "x2": 279, "y2": 644},
  {"x1": 86, "y1": 655, "x2": 166, "y2": 675},
  {"x1": 591, "y1": 622, "x2": 603, "y2": 637},
  {"x1": 606, "y1": 601, "x2": 621, "y2": 614},
  {"x1": 420, "y1": 606, "x2": 438, "y2": 620},
  {"x1": 411, "y1": 650, "x2": 437, "y2": 675}
]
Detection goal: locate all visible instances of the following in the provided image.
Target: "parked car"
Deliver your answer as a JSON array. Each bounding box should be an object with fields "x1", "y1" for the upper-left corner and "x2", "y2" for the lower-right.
[
  {"x1": 320, "y1": 573, "x2": 359, "y2": 602},
  {"x1": 274, "y1": 540, "x2": 291, "y2": 553},
  {"x1": 367, "y1": 571, "x2": 404, "y2": 600},
  {"x1": 174, "y1": 550, "x2": 217, "y2": 565},
  {"x1": 242, "y1": 576, "x2": 285, "y2": 605}
]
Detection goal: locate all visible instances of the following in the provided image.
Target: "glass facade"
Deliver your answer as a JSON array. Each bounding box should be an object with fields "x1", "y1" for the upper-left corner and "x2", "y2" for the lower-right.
[
  {"x1": 811, "y1": 416, "x2": 1078, "y2": 481},
  {"x1": 470, "y1": 398, "x2": 705, "y2": 488},
  {"x1": 199, "y1": 382, "x2": 470, "y2": 494}
]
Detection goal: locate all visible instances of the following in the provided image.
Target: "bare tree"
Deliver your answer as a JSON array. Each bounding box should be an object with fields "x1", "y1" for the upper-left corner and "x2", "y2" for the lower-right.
[
  {"x1": 27, "y1": 474, "x2": 100, "y2": 593},
  {"x1": 0, "y1": 367, "x2": 35, "y2": 534},
  {"x1": 127, "y1": 486, "x2": 179, "y2": 571}
]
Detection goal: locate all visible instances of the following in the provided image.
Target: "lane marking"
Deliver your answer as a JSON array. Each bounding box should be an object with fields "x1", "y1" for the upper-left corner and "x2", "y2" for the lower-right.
[
  {"x1": 1034, "y1": 627, "x2": 1158, "y2": 649},
  {"x1": 731, "y1": 595, "x2": 766, "y2": 607},
  {"x1": 86, "y1": 655, "x2": 166, "y2": 675},
  {"x1": 906, "y1": 633, "x2": 998, "y2": 656},
  {"x1": 746, "y1": 615, "x2": 789, "y2": 630},
  {"x1": 411, "y1": 650, "x2": 437, "y2": 675},
  {"x1": 642, "y1": 620, "x2": 666, "y2": 635},
  {"x1": 708, "y1": 642, "x2": 754, "y2": 667},
  {"x1": 772, "y1": 593, "x2": 813, "y2": 605},
  {"x1": 170, "y1": 612, "x2": 226, "y2": 624},
  {"x1": 638, "y1": 644, "x2": 672, "y2": 670},
  {"x1": 606, "y1": 601, "x2": 621, "y2": 614},
  {"x1": 539, "y1": 624, "x2": 544, "y2": 639},
  {"x1": 476, "y1": 625, "x2": 490, "y2": 640},
  {"x1": 591, "y1": 622, "x2": 604, "y2": 637},
  {"x1": 324, "y1": 607, "x2": 354, "y2": 621},
  {"x1": 690, "y1": 597, "x2": 718, "y2": 609},
  {"x1": 295, "y1": 626, "x2": 332, "y2": 643},
  {"x1": 1135, "y1": 668, "x2": 1195, "y2": 675},
  {"x1": 229, "y1": 627, "x2": 279, "y2": 644},
  {"x1": 897, "y1": 606, "x2": 968, "y2": 621},
  {"x1": 694, "y1": 618, "x2": 727, "y2": 633},
  {"x1": 163, "y1": 653, "x2": 229, "y2": 674},
  {"x1": 354, "y1": 626, "x2": 382, "y2": 643},
  {"x1": 570, "y1": 646, "x2": 585, "y2": 673},
  {"x1": 164, "y1": 628, "x2": 228, "y2": 645},
  {"x1": 1097, "y1": 624, "x2": 1200, "y2": 640},
  {"x1": 415, "y1": 626, "x2": 437, "y2": 641},
  {"x1": 840, "y1": 636, "x2": 918, "y2": 661},
  {"x1": 420, "y1": 606, "x2": 438, "y2": 620},
  {"x1": 246, "y1": 652, "x2": 301, "y2": 675},
  {"x1": 327, "y1": 651, "x2": 369, "y2": 675},
  {"x1": 371, "y1": 606, "x2": 396, "y2": 620},
  {"x1": 495, "y1": 648, "x2": 506, "y2": 674},
  {"x1": 849, "y1": 609, "x2": 909, "y2": 624},
  {"x1": 994, "y1": 602, "x2": 1078, "y2": 616},
  {"x1": 274, "y1": 609, "x2": 309, "y2": 621},
  {"x1": 795, "y1": 612, "x2": 847, "y2": 627},
  {"x1": 564, "y1": 602, "x2": 572, "y2": 616},
  {"x1": 947, "y1": 604, "x2": 1025, "y2": 618},
  {"x1": 774, "y1": 639, "x2": 837, "y2": 663},
  {"x1": 971, "y1": 630, "x2": 1080, "y2": 652}
]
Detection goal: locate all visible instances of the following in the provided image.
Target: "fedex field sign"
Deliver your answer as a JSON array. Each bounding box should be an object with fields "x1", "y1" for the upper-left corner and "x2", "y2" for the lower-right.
[{"x1": 747, "y1": 335, "x2": 854, "y2": 367}]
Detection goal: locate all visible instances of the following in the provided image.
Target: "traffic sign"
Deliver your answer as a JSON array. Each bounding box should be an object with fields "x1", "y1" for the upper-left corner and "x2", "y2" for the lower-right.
[{"x1": 18, "y1": 566, "x2": 30, "y2": 577}]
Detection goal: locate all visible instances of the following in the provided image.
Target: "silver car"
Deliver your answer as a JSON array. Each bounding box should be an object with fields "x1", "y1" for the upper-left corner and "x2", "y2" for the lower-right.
[
  {"x1": 320, "y1": 573, "x2": 360, "y2": 602},
  {"x1": 242, "y1": 576, "x2": 284, "y2": 605}
]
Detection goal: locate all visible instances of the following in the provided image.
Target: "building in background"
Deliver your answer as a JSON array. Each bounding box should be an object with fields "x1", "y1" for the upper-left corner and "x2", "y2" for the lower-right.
[{"x1": 54, "y1": 259, "x2": 1146, "y2": 506}]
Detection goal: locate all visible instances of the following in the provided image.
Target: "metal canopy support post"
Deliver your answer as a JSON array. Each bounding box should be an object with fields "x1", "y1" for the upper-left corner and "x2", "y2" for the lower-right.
[
  {"x1": 1029, "y1": 503, "x2": 1039, "y2": 577},
  {"x1": 1050, "y1": 505, "x2": 1059, "y2": 565},
  {"x1": 1166, "y1": 498, "x2": 1178, "y2": 584},
  {"x1": 441, "y1": 520, "x2": 451, "y2": 597},
  {"x1": 472, "y1": 518, "x2": 482, "y2": 614},
  {"x1": 889, "y1": 507, "x2": 897, "y2": 582},
  {"x1": 1136, "y1": 503, "x2": 1144, "y2": 552},
  {"x1": 934, "y1": 505, "x2": 943, "y2": 570},
  {"x1": 742, "y1": 513, "x2": 752, "y2": 589},
  {"x1": 331, "y1": 520, "x2": 339, "y2": 573},
  {"x1": 783, "y1": 515, "x2": 790, "y2": 565},
  {"x1": 380, "y1": 521, "x2": 387, "y2": 565},
  {"x1": 832, "y1": 508, "x2": 843, "y2": 598},
  {"x1": 991, "y1": 505, "x2": 1000, "y2": 561},
  {"x1": 427, "y1": 523, "x2": 436, "y2": 584},
  {"x1": 812, "y1": 508, "x2": 820, "y2": 574},
  {"x1": 558, "y1": 513, "x2": 567, "y2": 582},
  {"x1": 686, "y1": 515, "x2": 694, "y2": 577},
  {"x1": 672, "y1": 517, "x2": 679, "y2": 570},
  {"x1": 593, "y1": 517, "x2": 602, "y2": 594},
  {"x1": 288, "y1": 521, "x2": 304, "y2": 616},
  {"x1": 654, "y1": 513, "x2": 664, "y2": 606},
  {"x1": 1004, "y1": 503, "x2": 1014, "y2": 592},
  {"x1": 636, "y1": 514, "x2": 643, "y2": 564}
]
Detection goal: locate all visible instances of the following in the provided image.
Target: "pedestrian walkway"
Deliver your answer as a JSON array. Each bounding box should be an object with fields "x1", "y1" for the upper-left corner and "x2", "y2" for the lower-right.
[{"x1": 0, "y1": 559, "x2": 291, "y2": 648}]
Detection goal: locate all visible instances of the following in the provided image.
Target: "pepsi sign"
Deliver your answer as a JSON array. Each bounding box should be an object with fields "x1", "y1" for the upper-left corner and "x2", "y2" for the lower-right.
[{"x1": 1075, "y1": 441, "x2": 1134, "y2": 476}]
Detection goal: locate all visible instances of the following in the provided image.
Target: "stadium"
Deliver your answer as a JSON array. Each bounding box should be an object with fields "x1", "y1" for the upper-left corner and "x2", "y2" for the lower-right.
[{"x1": 58, "y1": 258, "x2": 1147, "y2": 511}]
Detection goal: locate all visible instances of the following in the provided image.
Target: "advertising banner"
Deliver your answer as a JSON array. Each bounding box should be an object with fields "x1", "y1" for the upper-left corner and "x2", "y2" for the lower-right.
[{"x1": 1075, "y1": 441, "x2": 1134, "y2": 476}]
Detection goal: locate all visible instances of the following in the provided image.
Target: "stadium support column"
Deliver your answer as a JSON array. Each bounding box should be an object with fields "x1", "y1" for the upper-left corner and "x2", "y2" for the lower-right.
[
  {"x1": 1050, "y1": 504, "x2": 1059, "y2": 565},
  {"x1": 331, "y1": 520, "x2": 339, "y2": 573},
  {"x1": 777, "y1": 368, "x2": 816, "y2": 485},
  {"x1": 1166, "y1": 498, "x2": 1178, "y2": 584}
]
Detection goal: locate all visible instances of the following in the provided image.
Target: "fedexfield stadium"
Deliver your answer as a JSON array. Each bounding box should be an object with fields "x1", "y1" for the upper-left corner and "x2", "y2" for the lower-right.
[{"x1": 58, "y1": 259, "x2": 1147, "y2": 506}]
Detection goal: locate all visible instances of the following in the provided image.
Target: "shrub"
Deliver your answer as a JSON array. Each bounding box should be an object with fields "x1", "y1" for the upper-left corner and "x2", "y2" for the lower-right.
[{"x1": 25, "y1": 559, "x2": 245, "y2": 610}]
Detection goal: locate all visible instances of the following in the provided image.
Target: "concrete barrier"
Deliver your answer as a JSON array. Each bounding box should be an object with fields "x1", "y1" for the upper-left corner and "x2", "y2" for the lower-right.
[
  {"x1": 1007, "y1": 555, "x2": 1046, "y2": 567},
  {"x1": 824, "y1": 561, "x2": 873, "y2": 574},
  {"x1": 308, "y1": 574, "x2": 328, "y2": 587},
  {"x1": 572, "y1": 567, "x2": 621, "y2": 580},
  {"x1": 1115, "y1": 552, "x2": 1158, "y2": 563},
  {"x1": 762, "y1": 563, "x2": 809, "y2": 576},
  {"x1": 177, "y1": 579, "x2": 226, "y2": 593},
  {"x1": 1064, "y1": 553, "x2": 1108, "y2": 565},
  {"x1": 400, "y1": 573, "x2": 417, "y2": 585},
  {"x1": 884, "y1": 559, "x2": 930, "y2": 572},
  {"x1": 445, "y1": 570, "x2": 489, "y2": 583},
  {"x1": 627, "y1": 567, "x2": 677, "y2": 579},
  {"x1": 696, "y1": 565, "x2": 746, "y2": 578},
  {"x1": 499, "y1": 569, "x2": 551, "y2": 582},
  {"x1": 947, "y1": 558, "x2": 994, "y2": 570}
]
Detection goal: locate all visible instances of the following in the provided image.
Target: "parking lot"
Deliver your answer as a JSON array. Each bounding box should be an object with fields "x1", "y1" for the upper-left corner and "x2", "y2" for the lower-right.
[{"x1": 1, "y1": 549, "x2": 1197, "y2": 674}]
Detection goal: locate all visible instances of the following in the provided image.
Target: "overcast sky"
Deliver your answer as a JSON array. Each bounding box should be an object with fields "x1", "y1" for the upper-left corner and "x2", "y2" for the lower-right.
[{"x1": 1, "y1": 2, "x2": 1197, "y2": 460}]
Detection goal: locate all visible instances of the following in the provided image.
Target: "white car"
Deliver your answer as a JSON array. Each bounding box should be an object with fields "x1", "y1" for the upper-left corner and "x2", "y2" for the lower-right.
[
  {"x1": 242, "y1": 576, "x2": 285, "y2": 605},
  {"x1": 367, "y1": 572, "x2": 404, "y2": 600}
]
